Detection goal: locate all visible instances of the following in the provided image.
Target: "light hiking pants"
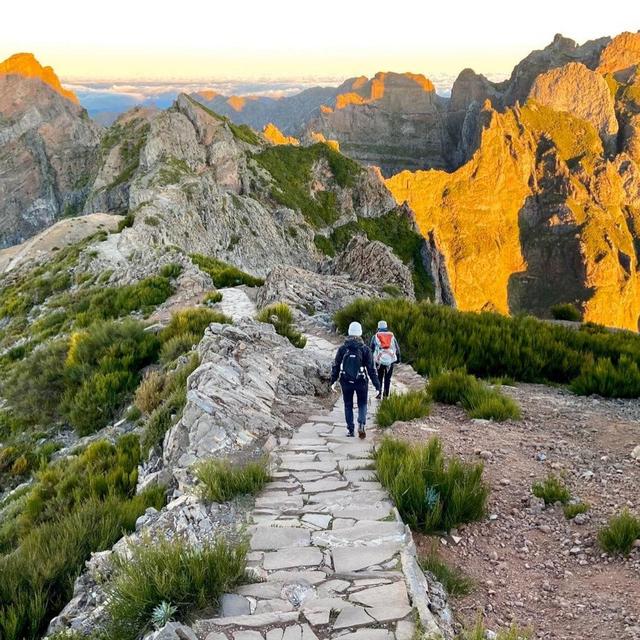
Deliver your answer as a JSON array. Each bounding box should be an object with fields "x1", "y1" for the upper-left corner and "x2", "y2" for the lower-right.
[{"x1": 340, "y1": 378, "x2": 368, "y2": 431}]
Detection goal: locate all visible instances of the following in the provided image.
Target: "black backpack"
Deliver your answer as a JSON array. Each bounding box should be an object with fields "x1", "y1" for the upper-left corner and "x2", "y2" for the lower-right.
[{"x1": 341, "y1": 343, "x2": 365, "y2": 383}]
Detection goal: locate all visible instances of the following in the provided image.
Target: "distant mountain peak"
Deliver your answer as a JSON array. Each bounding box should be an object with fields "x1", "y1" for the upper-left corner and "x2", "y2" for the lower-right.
[{"x1": 0, "y1": 52, "x2": 78, "y2": 103}]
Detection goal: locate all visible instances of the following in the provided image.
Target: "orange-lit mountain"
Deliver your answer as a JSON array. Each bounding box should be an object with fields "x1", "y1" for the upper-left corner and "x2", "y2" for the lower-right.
[
  {"x1": 0, "y1": 53, "x2": 99, "y2": 246},
  {"x1": 387, "y1": 32, "x2": 640, "y2": 331}
]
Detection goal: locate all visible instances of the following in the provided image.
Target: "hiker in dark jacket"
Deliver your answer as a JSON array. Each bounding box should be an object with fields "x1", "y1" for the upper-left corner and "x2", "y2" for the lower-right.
[
  {"x1": 330, "y1": 321, "x2": 380, "y2": 439},
  {"x1": 370, "y1": 320, "x2": 401, "y2": 399}
]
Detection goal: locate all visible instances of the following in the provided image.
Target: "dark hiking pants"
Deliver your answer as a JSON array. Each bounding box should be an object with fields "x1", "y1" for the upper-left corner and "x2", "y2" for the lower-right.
[
  {"x1": 340, "y1": 378, "x2": 368, "y2": 432},
  {"x1": 377, "y1": 364, "x2": 395, "y2": 398}
]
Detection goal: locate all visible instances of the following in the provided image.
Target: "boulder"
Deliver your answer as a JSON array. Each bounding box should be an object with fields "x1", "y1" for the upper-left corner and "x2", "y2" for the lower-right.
[
  {"x1": 331, "y1": 234, "x2": 415, "y2": 299},
  {"x1": 528, "y1": 62, "x2": 618, "y2": 152},
  {"x1": 256, "y1": 265, "x2": 385, "y2": 316}
]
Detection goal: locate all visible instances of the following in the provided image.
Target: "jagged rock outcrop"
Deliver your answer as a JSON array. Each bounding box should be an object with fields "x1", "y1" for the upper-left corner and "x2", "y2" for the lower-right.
[
  {"x1": 0, "y1": 53, "x2": 100, "y2": 247},
  {"x1": 331, "y1": 234, "x2": 415, "y2": 299},
  {"x1": 528, "y1": 62, "x2": 618, "y2": 152},
  {"x1": 306, "y1": 72, "x2": 449, "y2": 176},
  {"x1": 256, "y1": 265, "x2": 387, "y2": 316},
  {"x1": 597, "y1": 31, "x2": 640, "y2": 80},
  {"x1": 162, "y1": 319, "x2": 329, "y2": 484}
]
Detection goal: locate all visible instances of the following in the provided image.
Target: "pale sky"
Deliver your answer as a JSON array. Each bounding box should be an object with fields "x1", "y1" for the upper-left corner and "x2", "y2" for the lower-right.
[{"x1": 1, "y1": 0, "x2": 639, "y2": 80}]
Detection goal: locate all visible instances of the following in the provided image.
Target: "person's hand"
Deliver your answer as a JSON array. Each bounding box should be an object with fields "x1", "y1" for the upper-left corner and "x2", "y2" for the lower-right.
[{"x1": 331, "y1": 381, "x2": 340, "y2": 392}]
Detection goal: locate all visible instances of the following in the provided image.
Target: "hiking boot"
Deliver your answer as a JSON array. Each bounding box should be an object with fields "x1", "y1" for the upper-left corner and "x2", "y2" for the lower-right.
[
  {"x1": 375, "y1": 392, "x2": 381, "y2": 400},
  {"x1": 358, "y1": 423, "x2": 366, "y2": 439},
  {"x1": 347, "y1": 428, "x2": 355, "y2": 438}
]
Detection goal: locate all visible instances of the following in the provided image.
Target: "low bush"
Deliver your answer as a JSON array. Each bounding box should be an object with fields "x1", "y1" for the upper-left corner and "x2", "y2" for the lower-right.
[
  {"x1": 564, "y1": 502, "x2": 590, "y2": 520},
  {"x1": 160, "y1": 332, "x2": 200, "y2": 363},
  {"x1": 134, "y1": 370, "x2": 167, "y2": 414},
  {"x1": 103, "y1": 536, "x2": 247, "y2": 640},
  {"x1": 419, "y1": 546, "x2": 473, "y2": 596},
  {"x1": 428, "y1": 371, "x2": 521, "y2": 421},
  {"x1": 334, "y1": 298, "x2": 640, "y2": 398},
  {"x1": 140, "y1": 355, "x2": 199, "y2": 454},
  {"x1": 551, "y1": 303, "x2": 582, "y2": 321},
  {"x1": 194, "y1": 458, "x2": 271, "y2": 503},
  {"x1": 190, "y1": 254, "x2": 264, "y2": 288},
  {"x1": 598, "y1": 509, "x2": 640, "y2": 556},
  {"x1": 204, "y1": 290, "x2": 223, "y2": 305},
  {"x1": 376, "y1": 390, "x2": 431, "y2": 428},
  {"x1": 532, "y1": 474, "x2": 571, "y2": 505},
  {"x1": 159, "y1": 263, "x2": 183, "y2": 279},
  {"x1": 375, "y1": 437, "x2": 488, "y2": 533},
  {"x1": 256, "y1": 302, "x2": 306, "y2": 348},
  {"x1": 160, "y1": 307, "x2": 231, "y2": 343}
]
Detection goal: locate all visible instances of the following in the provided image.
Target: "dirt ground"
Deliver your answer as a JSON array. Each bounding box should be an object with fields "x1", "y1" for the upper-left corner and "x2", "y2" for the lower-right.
[{"x1": 387, "y1": 382, "x2": 640, "y2": 640}]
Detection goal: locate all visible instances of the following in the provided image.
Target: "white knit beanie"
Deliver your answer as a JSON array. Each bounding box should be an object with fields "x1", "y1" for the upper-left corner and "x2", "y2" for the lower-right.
[
  {"x1": 377, "y1": 320, "x2": 388, "y2": 330},
  {"x1": 348, "y1": 321, "x2": 363, "y2": 337}
]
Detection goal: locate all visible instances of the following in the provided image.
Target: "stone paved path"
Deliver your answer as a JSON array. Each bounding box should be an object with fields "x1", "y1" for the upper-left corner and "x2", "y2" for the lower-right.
[{"x1": 195, "y1": 374, "x2": 441, "y2": 640}]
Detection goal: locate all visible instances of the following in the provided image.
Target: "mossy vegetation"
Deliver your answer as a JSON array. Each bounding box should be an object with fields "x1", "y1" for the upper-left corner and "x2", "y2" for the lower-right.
[
  {"x1": 100, "y1": 117, "x2": 151, "y2": 189},
  {"x1": 375, "y1": 437, "x2": 489, "y2": 533},
  {"x1": 256, "y1": 302, "x2": 306, "y2": 348},
  {"x1": 190, "y1": 254, "x2": 264, "y2": 288},
  {"x1": 334, "y1": 298, "x2": 640, "y2": 398},
  {"x1": 521, "y1": 101, "x2": 602, "y2": 169},
  {"x1": 254, "y1": 143, "x2": 362, "y2": 228}
]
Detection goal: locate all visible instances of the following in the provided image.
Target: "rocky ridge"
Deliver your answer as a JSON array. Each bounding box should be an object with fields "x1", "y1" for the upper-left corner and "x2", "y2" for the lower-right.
[{"x1": 0, "y1": 53, "x2": 100, "y2": 247}]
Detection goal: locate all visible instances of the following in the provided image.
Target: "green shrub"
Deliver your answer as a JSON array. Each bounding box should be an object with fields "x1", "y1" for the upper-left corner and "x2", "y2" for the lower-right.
[
  {"x1": 103, "y1": 536, "x2": 247, "y2": 640},
  {"x1": 159, "y1": 263, "x2": 183, "y2": 279},
  {"x1": 598, "y1": 509, "x2": 640, "y2": 556},
  {"x1": 194, "y1": 458, "x2": 271, "y2": 502},
  {"x1": 564, "y1": 502, "x2": 590, "y2": 520},
  {"x1": 0, "y1": 490, "x2": 164, "y2": 640},
  {"x1": 204, "y1": 290, "x2": 223, "y2": 305},
  {"x1": 140, "y1": 355, "x2": 199, "y2": 454},
  {"x1": 375, "y1": 437, "x2": 488, "y2": 533},
  {"x1": 551, "y1": 303, "x2": 582, "y2": 321},
  {"x1": 116, "y1": 213, "x2": 135, "y2": 232},
  {"x1": 376, "y1": 390, "x2": 431, "y2": 428},
  {"x1": 570, "y1": 355, "x2": 640, "y2": 398},
  {"x1": 160, "y1": 332, "x2": 200, "y2": 363},
  {"x1": 428, "y1": 371, "x2": 521, "y2": 421},
  {"x1": 190, "y1": 254, "x2": 264, "y2": 288},
  {"x1": 335, "y1": 298, "x2": 640, "y2": 398},
  {"x1": 256, "y1": 302, "x2": 306, "y2": 348},
  {"x1": 419, "y1": 546, "x2": 473, "y2": 596},
  {"x1": 134, "y1": 370, "x2": 167, "y2": 414},
  {"x1": 62, "y1": 321, "x2": 160, "y2": 434},
  {"x1": 160, "y1": 307, "x2": 231, "y2": 343},
  {"x1": 532, "y1": 474, "x2": 571, "y2": 505}
]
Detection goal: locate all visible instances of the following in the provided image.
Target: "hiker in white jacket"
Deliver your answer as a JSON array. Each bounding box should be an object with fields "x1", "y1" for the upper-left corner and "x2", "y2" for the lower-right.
[{"x1": 370, "y1": 320, "x2": 401, "y2": 399}]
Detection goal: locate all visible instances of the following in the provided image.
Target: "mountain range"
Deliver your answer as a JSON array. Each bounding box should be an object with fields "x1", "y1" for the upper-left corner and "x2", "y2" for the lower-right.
[{"x1": 1, "y1": 31, "x2": 640, "y2": 330}]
